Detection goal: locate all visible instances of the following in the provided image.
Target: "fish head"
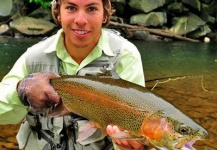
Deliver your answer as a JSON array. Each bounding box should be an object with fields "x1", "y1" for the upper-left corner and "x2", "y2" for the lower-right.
[
  {"x1": 168, "y1": 118, "x2": 209, "y2": 150},
  {"x1": 140, "y1": 113, "x2": 209, "y2": 150}
]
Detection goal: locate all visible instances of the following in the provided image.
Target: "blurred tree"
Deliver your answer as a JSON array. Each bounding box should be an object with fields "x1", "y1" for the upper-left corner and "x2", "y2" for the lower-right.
[{"x1": 27, "y1": 0, "x2": 51, "y2": 8}]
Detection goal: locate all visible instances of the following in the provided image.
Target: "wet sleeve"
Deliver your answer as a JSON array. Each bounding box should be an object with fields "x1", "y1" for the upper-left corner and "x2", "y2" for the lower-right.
[
  {"x1": 0, "y1": 53, "x2": 29, "y2": 125},
  {"x1": 116, "y1": 41, "x2": 145, "y2": 87}
]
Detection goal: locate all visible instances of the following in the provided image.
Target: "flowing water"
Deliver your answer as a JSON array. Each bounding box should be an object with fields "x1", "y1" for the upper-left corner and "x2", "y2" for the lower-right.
[
  {"x1": 133, "y1": 41, "x2": 217, "y2": 150},
  {"x1": 0, "y1": 37, "x2": 217, "y2": 150}
]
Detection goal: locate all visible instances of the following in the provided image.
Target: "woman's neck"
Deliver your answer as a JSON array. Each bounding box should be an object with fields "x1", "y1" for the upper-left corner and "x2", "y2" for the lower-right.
[
  {"x1": 68, "y1": 47, "x2": 93, "y2": 64},
  {"x1": 64, "y1": 39, "x2": 98, "y2": 64},
  {"x1": 63, "y1": 32, "x2": 101, "y2": 64}
]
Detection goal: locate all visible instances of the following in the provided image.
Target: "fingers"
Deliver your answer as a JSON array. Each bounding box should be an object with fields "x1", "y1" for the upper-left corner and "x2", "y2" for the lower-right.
[
  {"x1": 106, "y1": 125, "x2": 145, "y2": 150},
  {"x1": 116, "y1": 140, "x2": 145, "y2": 150},
  {"x1": 106, "y1": 125, "x2": 123, "y2": 145},
  {"x1": 41, "y1": 72, "x2": 61, "y2": 104},
  {"x1": 46, "y1": 84, "x2": 61, "y2": 104},
  {"x1": 46, "y1": 91, "x2": 60, "y2": 104},
  {"x1": 29, "y1": 107, "x2": 49, "y2": 114}
]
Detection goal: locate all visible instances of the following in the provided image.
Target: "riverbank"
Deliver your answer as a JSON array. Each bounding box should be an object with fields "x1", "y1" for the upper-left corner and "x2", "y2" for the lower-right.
[{"x1": 0, "y1": 0, "x2": 217, "y2": 42}]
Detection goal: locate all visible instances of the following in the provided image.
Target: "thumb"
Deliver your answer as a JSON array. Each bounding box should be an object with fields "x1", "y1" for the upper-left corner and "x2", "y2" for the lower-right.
[{"x1": 46, "y1": 72, "x2": 61, "y2": 79}]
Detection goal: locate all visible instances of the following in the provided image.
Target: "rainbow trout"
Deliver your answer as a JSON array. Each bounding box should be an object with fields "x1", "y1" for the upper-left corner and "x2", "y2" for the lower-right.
[{"x1": 50, "y1": 75, "x2": 209, "y2": 150}]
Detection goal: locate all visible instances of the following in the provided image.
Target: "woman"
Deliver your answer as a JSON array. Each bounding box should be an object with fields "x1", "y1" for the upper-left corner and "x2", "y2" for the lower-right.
[{"x1": 0, "y1": 0, "x2": 145, "y2": 149}]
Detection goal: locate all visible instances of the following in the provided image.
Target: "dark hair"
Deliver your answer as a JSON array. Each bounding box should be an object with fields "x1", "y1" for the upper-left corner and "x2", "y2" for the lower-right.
[{"x1": 51, "y1": 0, "x2": 114, "y2": 27}]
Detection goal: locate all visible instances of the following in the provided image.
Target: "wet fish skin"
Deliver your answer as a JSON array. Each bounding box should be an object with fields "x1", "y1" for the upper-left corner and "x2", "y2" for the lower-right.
[{"x1": 50, "y1": 75, "x2": 209, "y2": 150}]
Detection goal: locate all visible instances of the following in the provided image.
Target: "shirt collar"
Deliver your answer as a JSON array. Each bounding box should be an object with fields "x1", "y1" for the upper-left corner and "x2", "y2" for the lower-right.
[
  {"x1": 98, "y1": 29, "x2": 115, "y2": 56},
  {"x1": 43, "y1": 29, "x2": 64, "y2": 53}
]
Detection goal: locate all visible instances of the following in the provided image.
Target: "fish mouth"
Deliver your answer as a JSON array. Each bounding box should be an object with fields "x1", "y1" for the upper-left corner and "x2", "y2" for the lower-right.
[
  {"x1": 179, "y1": 141, "x2": 196, "y2": 150},
  {"x1": 176, "y1": 129, "x2": 209, "y2": 150}
]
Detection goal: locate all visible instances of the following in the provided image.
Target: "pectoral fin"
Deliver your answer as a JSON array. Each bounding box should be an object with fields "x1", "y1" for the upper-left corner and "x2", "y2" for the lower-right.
[{"x1": 76, "y1": 122, "x2": 99, "y2": 143}]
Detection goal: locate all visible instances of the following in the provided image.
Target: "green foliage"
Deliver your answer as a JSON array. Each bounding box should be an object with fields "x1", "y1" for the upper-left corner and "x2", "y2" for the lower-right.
[{"x1": 28, "y1": 0, "x2": 51, "y2": 8}]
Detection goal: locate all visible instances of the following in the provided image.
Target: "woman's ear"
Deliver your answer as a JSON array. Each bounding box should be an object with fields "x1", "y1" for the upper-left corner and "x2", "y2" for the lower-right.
[
  {"x1": 58, "y1": 16, "x2": 61, "y2": 21},
  {"x1": 103, "y1": 16, "x2": 108, "y2": 23}
]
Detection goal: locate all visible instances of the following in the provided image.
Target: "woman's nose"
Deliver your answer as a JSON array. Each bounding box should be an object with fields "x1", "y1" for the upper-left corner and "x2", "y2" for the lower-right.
[{"x1": 74, "y1": 11, "x2": 87, "y2": 26}]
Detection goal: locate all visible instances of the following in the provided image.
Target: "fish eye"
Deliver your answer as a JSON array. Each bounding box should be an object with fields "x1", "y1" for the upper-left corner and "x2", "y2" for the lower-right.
[{"x1": 179, "y1": 125, "x2": 191, "y2": 134}]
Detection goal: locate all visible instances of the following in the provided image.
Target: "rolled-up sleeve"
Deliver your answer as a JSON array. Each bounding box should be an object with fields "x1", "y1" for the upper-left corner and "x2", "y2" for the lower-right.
[{"x1": 0, "y1": 53, "x2": 28, "y2": 125}]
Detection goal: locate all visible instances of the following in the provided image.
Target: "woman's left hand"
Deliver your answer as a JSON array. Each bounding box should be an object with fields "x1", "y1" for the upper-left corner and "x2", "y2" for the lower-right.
[{"x1": 106, "y1": 125, "x2": 146, "y2": 150}]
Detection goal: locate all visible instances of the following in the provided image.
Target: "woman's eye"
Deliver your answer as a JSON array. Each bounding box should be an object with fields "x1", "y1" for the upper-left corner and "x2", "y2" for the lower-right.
[
  {"x1": 66, "y1": 6, "x2": 76, "y2": 11},
  {"x1": 88, "y1": 7, "x2": 97, "y2": 12}
]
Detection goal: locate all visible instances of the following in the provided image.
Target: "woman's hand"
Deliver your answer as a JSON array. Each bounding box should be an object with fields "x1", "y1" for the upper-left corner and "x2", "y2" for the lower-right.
[
  {"x1": 17, "y1": 72, "x2": 60, "y2": 113},
  {"x1": 106, "y1": 125, "x2": 146, "y2": 150}
]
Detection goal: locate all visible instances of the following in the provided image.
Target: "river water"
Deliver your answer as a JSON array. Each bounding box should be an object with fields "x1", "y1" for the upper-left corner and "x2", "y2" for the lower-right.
[{"x1": 0, "y1": 37, "x2": 217, "y2": 150}]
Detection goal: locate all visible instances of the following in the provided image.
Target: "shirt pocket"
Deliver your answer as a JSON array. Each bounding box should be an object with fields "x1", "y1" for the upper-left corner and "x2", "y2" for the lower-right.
[
  {"x1": 16, "y1": 120, "x2": 32, "y2": 149},
  {"x1": 16, "y1": 120, "x2": 53, "y2": 150}
]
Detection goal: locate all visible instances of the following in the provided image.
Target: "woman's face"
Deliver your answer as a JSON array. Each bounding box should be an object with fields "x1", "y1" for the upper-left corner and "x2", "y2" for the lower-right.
[{"x1": 59, "y1": 0, "x2": 105, "y2": 50}]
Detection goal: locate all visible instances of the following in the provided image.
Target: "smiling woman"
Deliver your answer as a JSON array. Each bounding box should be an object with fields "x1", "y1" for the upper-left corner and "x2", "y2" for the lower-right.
[
  {"x1": 51, "y1": 0, "x2": 115, "y2": 64},
  {"x1": 0, "y1": 0, "x2": 145, "y2": 149},
  {"x1": 59, "y1": 0, "x2": 106, "y2": 63}
]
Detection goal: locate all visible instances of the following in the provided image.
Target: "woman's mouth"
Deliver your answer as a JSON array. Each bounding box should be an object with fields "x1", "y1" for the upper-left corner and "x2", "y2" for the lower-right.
[{"x1": 73, "y1": 30, "x2": 89, "y2": 35}]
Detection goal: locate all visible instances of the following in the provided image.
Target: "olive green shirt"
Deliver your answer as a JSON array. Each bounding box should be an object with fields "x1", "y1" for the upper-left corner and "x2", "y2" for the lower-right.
[{"x1": 0, "y1": 28, "x2": 145, "y2": 125}]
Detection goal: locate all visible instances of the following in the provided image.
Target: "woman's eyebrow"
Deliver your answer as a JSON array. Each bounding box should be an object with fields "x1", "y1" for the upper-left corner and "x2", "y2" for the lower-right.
[
  {"x1": 64, "y1": 2, "x2": 100, "y2": 7},
  {"x1": 65, "y1": 1, "x2": 76, "y2": 5},
  {"x1": 86, "y1": 2, "x2": 100, "y2": 7}
]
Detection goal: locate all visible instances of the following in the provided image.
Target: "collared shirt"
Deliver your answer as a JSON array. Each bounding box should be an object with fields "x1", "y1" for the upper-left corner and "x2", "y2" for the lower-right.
[{"x1": 0, "y1": 28, "x2": 145, "y2": 125}]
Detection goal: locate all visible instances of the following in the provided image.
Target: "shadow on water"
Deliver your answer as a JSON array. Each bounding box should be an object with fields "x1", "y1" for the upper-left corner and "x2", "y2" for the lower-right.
[
  {"x1": 0, "y1": 37, "x2": 41, "y2": 79},
  {"x1": 0, "y1": 38, "x2": 217, "y2": 150}
]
